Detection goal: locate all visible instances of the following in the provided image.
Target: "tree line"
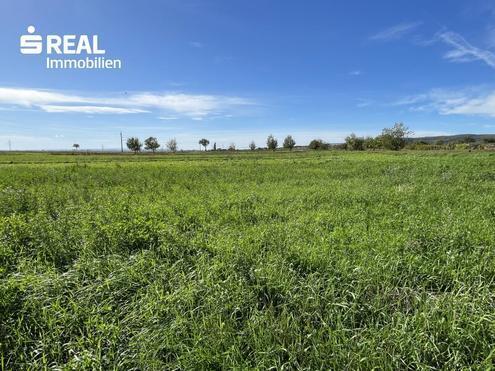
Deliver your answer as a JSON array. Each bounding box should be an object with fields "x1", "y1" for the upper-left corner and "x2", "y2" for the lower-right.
[
  {"x1": 126, "y1": 137, "x2": 177, "y2": 153},
  {"x1": 122, "y1": 123, "x2": 414, "y2": 153}
]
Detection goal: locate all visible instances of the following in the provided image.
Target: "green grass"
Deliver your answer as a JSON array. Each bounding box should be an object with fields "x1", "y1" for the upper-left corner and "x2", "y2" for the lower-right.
[{"x1": 1, "y1": 150, "x2": 494, "y2": 369}]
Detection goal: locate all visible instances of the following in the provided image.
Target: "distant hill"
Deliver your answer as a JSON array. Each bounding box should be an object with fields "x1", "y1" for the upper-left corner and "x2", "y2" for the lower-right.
[{"x1": 408, "y1": 134, "x2": 495, "y2": 144}]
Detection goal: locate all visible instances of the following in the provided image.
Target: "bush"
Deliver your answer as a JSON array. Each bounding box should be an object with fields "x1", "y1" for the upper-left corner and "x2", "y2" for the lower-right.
[
  {"x1": 308, "y1": 139, "x2": 328, "y2": 150},
  {"x1": 378, "y1": 122, "x2": 411, "y2": 150},
  {"x1": 364, "y1": 136, "x2": 381, "y2": 150},
  {"x1": 345, "y1": 133, "x2": 365, "y2": 151}
]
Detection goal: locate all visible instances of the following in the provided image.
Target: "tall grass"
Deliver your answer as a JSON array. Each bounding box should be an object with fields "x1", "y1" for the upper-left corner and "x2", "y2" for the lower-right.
[{"x1": 1, "y1": 151, "x2": 494, "y2": 369}]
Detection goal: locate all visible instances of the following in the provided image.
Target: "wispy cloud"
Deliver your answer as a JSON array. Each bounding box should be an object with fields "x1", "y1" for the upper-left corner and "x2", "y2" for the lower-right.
[
  {"x1": 126, "y1": 93, "x2": 252, "y2": 119},
  {"x1": 411, "y1": 130, "x2": 453, "y2": 137},
  {"x1": 0, "y1": 87, "x2": 255, "y2": 119},
  {"x1": 189, "y1": 41, "x2": 204, "y2": 48},
  {"x1": 356, "y1": 98, "x2": 373, "y2": 108},
  {"x1": 158, "y1": 116, "x2": 179, "y2": 120},
  {"x1": 395, "y1": 87, "x2": 495, "y2": 117},
  {"x1": 370, "y1": 21, "x2": 422, "y2": 41},
  {"x1": 39, "y1": 105, "x2": 148, "y2": 114},
  {"x1": 349, "y1": 70, "x2": 362, "y2": 76},
  {"x1": 437, "y1": 31, "x2": 495, "y2": 69}
]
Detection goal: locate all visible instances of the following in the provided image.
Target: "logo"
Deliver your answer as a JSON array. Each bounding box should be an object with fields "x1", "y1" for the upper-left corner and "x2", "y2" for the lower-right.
[
  {"x1": 20, "y1": 26, "x2": 121, "y2": 69},
  {"x1": 20, "y1": 26, "x2": 42, "y2": 54}
]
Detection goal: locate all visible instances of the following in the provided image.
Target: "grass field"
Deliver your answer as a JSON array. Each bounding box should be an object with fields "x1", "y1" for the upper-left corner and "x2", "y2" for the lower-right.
[{"x1": 1, "y1": 150, "x2": 494, "y2": 369}]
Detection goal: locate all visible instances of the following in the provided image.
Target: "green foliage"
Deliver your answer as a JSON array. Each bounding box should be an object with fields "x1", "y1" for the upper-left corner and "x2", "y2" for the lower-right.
[
  {"x1": 144, "y1": 137, "x2": 160, "y2": 153},
  {"x1": 199, "y1": 138, "x2": 210, "y2": 151},
  {"x1": 308, "y1": 139, "x2": 327, "y2": 150},
  {"x1": 0, "y1": 151, "x2": 494, "y2": 369},
  {"x1": 345, "y1": 133, "x2": 365, "y2": 151},
  {"x1": 364, "y1": 136, "x2": 381, "y2": 150},
  {"x1": 249, "y1": 141, "x2": 256, "y2": 151},
  {"x1": 126, "y1": 137, "x2": 142, "y2": 153},
  {"x1": 266, "y1": 135, "x2": 278, "y2": 151},
  {"x1": 283, "y1": 135, "x2": 296, "y2": 150},
  {"x1": 378, "y1": 122, "x2": 412, "y2": 150}
]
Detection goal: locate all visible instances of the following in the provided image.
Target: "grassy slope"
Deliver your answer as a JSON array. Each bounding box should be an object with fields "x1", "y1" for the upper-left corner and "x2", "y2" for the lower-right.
[{"x1": 0, "y1": 151, "x2": 494, "y2": 369}]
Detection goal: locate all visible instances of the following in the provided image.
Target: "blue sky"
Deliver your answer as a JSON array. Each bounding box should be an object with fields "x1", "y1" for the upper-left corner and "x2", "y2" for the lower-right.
[{"x1": 1, "y1": 0, "x2": 495, "y2": 150}]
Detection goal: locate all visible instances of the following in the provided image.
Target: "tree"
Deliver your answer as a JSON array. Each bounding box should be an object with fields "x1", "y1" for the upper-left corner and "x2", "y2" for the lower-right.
[
  {"x1": 364, "y1": 136, "x2": 380, "y2": 150},
  {"x1": 166, "y1": 138, "x2": 178, "y2": 152},
  {"x1": 283, "y1": 135, "x2": 296, "y2": 150},
  {"x1": 213, "y1": 142, "x2": 217, "y2": 151},
  {"x1": 144, "y1": 136, "x2": 160, "y2": 153},
  {"x1": 266, "y1": 135, "x2": 278, "y2": 151},
  {"x1": 345, "y1": 133, "x2": 365, "y2": 151},
  {"x1": 228, "y1": 143, "x2": 236, "y2": 151},
  {"x1": 199, "y1": 138, "x2": 210, "y2": 151},
  {"x1": 378, "y1": 122, "x2": 412, "y2": 150},
  {"x1": 308, "y1": 139, "x2": 327, "y2": 150},
  {"x1": 126, "y1": 137, "x2": 142, "y2": 153},
  {"x1": 72, "y1": 143, "x2": 80, "y2": 151},
  {"x1": 249, "y1": 141, "x2": 256, "y2": 151}
]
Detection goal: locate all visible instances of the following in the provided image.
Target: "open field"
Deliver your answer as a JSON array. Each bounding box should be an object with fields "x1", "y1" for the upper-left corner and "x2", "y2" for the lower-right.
[{"x1": 1, "y1": 150, "x2": 494, "y2": 369}]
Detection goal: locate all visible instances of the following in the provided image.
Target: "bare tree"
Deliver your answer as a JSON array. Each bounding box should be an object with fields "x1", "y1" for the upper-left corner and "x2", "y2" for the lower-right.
[{"x1": 166, "y1": 138, "x2": 178, "y2": 152}]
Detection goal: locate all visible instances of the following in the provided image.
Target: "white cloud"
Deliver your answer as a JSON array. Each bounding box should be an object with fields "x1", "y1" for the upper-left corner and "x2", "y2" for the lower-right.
[
  {"x1": 39, "y1": 105, "x2": 148, "y2": 114},
  {"x1": 127, "y1": 93, "x2": 253, "y2": 119},
  {"x1": 158, "y1": 116, "x2": 179, "y2": 120},
  {"x1": 349, "y1": 70, "x2": 362, "y2": 76},
  {"x1": 437, "y1": 31, "x2": 495, "y2": 68},
  {"x1": 395, "y1": 88, "x2": 495, "y2": 117},
  {"x1": 0, "y1": 87, "x2": 93, "y2": 106},
  {"x1": 370, "y1": 22, "x2": 422, "y2": 41},
  {"x1": 0, "y1": 87, "x2": 255, "y2": 119}
]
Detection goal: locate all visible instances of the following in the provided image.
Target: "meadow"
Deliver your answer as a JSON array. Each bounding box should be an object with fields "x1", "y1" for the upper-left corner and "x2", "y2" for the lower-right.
[{"x1": 0, "y1": 150, "x2": 494, "y2": 369}]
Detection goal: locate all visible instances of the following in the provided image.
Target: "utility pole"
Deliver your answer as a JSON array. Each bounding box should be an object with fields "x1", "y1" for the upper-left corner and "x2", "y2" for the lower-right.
[{"x1": 120, "y1": 132, "x2": 124, "y2": 153}]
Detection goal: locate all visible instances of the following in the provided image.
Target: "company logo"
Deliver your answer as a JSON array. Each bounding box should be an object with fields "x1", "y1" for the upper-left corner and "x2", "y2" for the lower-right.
[{"x1": 20, "y1": 26, "x2": 121, "y2": 69}]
